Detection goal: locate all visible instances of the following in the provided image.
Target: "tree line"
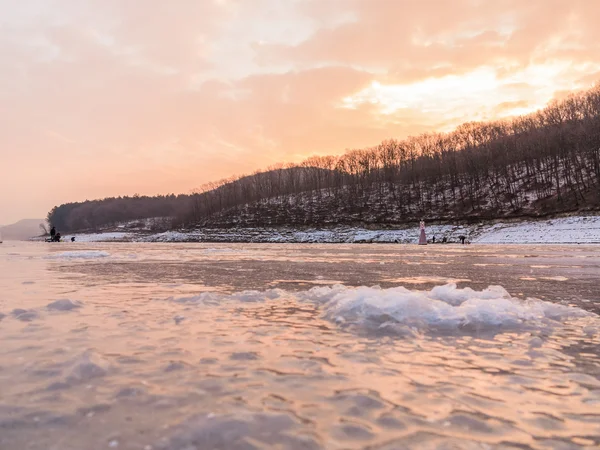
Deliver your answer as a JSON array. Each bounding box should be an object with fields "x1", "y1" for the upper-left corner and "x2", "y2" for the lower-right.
[
  {"x1": 47, "y1": 194, "x2": 192, "y2": 232},
  {"x1": 48, "y1": 84, "x2": 600, "y2": 231}
]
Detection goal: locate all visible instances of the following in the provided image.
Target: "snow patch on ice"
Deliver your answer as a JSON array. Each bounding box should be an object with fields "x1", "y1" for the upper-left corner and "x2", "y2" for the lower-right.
[{"x1": 45, "y1": 251, "x2": 110, "y2": 260}]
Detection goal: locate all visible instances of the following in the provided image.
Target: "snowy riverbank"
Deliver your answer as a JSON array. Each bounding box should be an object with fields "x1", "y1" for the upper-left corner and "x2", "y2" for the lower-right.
[{"x1": 50, "y1": 215, "x2": 600, "y2": 244}]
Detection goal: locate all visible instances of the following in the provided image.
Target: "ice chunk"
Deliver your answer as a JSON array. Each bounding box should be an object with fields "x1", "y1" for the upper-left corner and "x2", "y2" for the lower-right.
[
  {"x1": 47, "y1": 299, "x2": 83, "y2": 311},
  {"x1": 66, "y1": 351, "x2": 109, "y2": 383},
  {"x1": 173, "y1": 315, "x2": 185, "y2": 324},
  {"x1": 229, "y1": 352, "x2": 260, "y2": 361},
  {"x1": 11, "y1": 309, "x2": 39, "y2": 321},
  {"x1": 296, "y1": 283, "x2": 593, "y2": 333},
  {"x1": 231, "y1": 289, "x2": 284, "y2": 302}
]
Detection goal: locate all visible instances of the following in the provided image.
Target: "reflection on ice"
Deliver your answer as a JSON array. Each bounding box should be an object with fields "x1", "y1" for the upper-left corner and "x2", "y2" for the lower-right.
[
  {"x1": 541, "y1": 276, "x2": 569, "y2": 281},
  {"x1": 382, "y1": 276, "x2": 471, "y2": 284}
]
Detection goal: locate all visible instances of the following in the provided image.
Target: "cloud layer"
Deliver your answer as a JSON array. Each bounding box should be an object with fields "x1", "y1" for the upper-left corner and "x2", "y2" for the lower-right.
[{"x1": 1, "y1": 0, "x2": 599, "y2": 223}]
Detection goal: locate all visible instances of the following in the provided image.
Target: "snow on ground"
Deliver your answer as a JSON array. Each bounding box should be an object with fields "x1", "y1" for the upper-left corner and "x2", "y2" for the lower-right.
[
  {"x1": 139, "y1": 224, "x2": 474, "y2": 244},
  {"x1": 69, "y1": 232, "x2": 132, "y2": 242},
  {"x1": 43, "y1": 215, "x2": 600, "y2": 244},
  {"x1": 473, "y1": 216, "x2": 600, "y2": 244},
  {"x1": 139, "y1": 216, "x2": 600, "y2": 244},
  {"x1": 142, "y1": 231, "x2": 192, "y2": 242}
]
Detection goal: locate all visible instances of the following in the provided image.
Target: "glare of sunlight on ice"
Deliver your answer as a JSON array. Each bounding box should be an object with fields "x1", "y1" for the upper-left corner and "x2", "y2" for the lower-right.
[{"x1": 382, "y1": 276, "x2": 471, "y2": 284}]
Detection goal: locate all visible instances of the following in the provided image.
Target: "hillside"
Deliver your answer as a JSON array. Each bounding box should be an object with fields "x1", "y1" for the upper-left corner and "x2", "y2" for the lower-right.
[
  {"x1": 192, "y1": 177, "x2": 599, "y2": 229},
  {"x1": 1, "y1": 219, "x2": 45, "y2": 240},
  {"x1": 187, "y1": 85, "x2": 600, "y2": 228},
  {"x1": 47, "y1": 84, "x2": 600, "y2": 232}
]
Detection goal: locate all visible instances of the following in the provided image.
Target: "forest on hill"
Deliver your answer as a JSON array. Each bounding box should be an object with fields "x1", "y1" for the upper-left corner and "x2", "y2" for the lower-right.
[{"x1": 48, "y1": 84, "x2": 600, "y2": 232}]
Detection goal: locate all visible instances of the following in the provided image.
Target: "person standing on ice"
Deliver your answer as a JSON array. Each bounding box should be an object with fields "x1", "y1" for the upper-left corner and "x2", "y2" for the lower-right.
[
  {"x1": 418, "y1": 221, "x2": 427, "y2": 245},
  {"x1": 50, "y1": 226, "x2": 56, "y2": 241}
]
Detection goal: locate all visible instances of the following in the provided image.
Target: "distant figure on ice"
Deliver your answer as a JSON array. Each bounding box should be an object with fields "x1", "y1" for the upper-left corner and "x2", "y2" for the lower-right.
[
  {"x1": 50, "y1": 226, "x2": 56, "y2": 241},
  {"x1": 71, "y1": 237, "x2": 76, "y2": 242},
  {"x1": 432, "y1": 236, "x2": 436, "y2": 244},
  {"x1": 55, "y1": 232, "x2": 61, "y2": 242},
  {"x1": 418, "y1": 221, "x2": 427, "y2": 245},
  {"x1": 459, "y1": 235, "x2": 466, "y2": 245}
]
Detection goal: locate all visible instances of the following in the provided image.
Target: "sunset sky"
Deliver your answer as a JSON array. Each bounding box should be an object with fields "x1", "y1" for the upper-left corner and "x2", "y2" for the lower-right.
[{"x1": 2, "y1": 0, "x2": 599, "y2": 224}]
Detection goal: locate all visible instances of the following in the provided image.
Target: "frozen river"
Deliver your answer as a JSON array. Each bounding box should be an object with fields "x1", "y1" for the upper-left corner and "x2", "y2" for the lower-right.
[{"x1": 1, "y1": 242, "x2": 600, "y2": 449}]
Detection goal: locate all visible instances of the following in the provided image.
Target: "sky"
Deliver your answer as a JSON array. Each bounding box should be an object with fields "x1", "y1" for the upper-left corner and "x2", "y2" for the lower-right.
[{"x1": 1, "y1": 0, "x2": 599, "y2": 224}]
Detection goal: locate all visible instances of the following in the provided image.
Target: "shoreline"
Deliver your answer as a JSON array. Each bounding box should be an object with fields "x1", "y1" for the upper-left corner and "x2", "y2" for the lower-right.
[{"x1": 31, "y1": 215, "x2": 600, "y2": 245}]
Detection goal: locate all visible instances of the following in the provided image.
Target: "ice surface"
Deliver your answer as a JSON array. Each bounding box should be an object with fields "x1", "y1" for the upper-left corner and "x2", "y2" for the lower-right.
[
  {"x1": 158, "y1": 412, "x2": 317, "y2": 450},
  {"x1": 2, "y1": 241, "x2": 600, "y2": 450}
]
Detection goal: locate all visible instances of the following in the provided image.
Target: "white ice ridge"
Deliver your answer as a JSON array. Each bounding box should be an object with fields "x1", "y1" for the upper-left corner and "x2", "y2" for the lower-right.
[
  {"x1": 45, "y1": 251, "x2": 110, "y2": 259},
  {"x1": 302, "y1": 284, "x2": 593, "y2": 331},
  {"x1": 172, "y1": 284, "x2": 596, "y2": 332}
]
